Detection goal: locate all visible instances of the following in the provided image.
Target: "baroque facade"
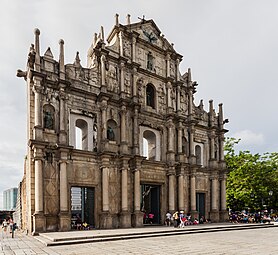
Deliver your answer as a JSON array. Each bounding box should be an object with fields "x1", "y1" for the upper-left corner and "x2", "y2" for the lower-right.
[{"x1": 17, "y1": 15, "x2": 228, "y2": 234}]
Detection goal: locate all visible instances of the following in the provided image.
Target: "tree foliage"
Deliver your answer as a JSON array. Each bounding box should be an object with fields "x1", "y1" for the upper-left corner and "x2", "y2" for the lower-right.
[{"x1": 225, "y1": 137, "x2": 278, "y2": 211}]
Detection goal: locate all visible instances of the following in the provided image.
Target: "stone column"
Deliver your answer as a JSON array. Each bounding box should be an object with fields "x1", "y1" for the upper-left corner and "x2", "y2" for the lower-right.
[
  {"x1": 177, "y1": 124, "x2": 183, "y2": 154},
  {"x1": 100, "y1": 55, "x2": 107, "y2": 86},
  {"x1": 219, "y1": 136, "x2": 225, "y2": 161},
  {"x1": 120, "y1": 62, "x2": 125, "y2": 93},
  {"x1": 120, "y1": 106, "x2": 128, "y2": 153},
  {"x1": 100, "y1": 101, "x2": 107, "y2": 141},
  {"x1": 190, "y1": 173, "x2": 196, "y2": 212},
  {"x1": 32, "y1": 78, "x2": 43, "y2": 141},
  {"x1": 121, "y1": 168, "x2": 128, "y2": 211},
  {"x1": 102, "y1": 167, "x2": 109, "y2": 212},
  {"x1": 176, "y1": 85, "x2": 181, "y2": 111},
  {"x1": 120, "y1": 166, "x2": 131, "y2": 227},
  {"x1": 220, "y1": 175, "x2": 228, "y2": 222},
  {"x1": 166, "y1": 82, "x2": 172, "y2": 108},
  {"x1": 178, "y1": 174, "x2": 184, "y2": 210},
  {"x1": 166, "y1": 52, "x2": 170, "y2": 78},
  {"x1": 168, "y1": 173, "x2": 175, "y2": 212},
  {"x1": 189, "y1": 126, "x2": 195, "y2": 156},
  {"x1": 119, "y1": 31, "x2": 124, "y2": 57},
  {"x1": 211, "y1": 177, "x2": 218, "y2": 211},
  {"x1": 59, "y1": 88, "x2": 67, "y2": 144},
  {"x1": 134, "y1": 169, "x2": 140, "y2": 212},
  {"x1": 167, "y1": 119, "x2": 174, "y2": 152},
  {"x1": 210, "y1": 133, "x2": 216, "y2": 160},
  {"x1": 132, "y1": 67, "x2": 137, "y2": 97},
  {"x1": 133, "y1": 108, "x2": 139, "y2": 155},
  {"x1": 132, "y1": 168, "x2": 143, "y2": 227},
  {"x1": 132, "y1": 36, "x2": 136, "y2": 62},
  {"x1": 59, "y1": 151, "x2": 71, "y2": 231},
  {"x1": 220, "y1": 177, "x2": 227, "y2": 211},
  {"x1": 32, "y1": 146, "x2": 45, "y2": 234},
  {"x1": 210, "y1": 176, "x2": 220, "y2": 222}
]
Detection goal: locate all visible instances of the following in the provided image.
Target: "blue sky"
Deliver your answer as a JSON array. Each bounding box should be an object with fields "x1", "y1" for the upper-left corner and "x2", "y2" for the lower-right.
[{"x1": 1, "y1": 0, "x2": 278, "y2": 208}]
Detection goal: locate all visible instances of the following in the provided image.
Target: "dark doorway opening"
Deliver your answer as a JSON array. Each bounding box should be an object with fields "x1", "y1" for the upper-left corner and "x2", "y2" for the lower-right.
[
  {"x1": 196, "y1": 192, "x2": 205, "y2": 220},
  {"x1": 71, "y1": 187, "x2": 94, "y2": 230},
  {"x1": 141, "y1": 184, "x2": 160, "y2": 224}
]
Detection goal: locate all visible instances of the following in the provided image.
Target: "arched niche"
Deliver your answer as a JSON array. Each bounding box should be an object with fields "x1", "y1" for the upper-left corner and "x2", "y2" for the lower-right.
[
  {"x1": 107, "y1": 119, "x2": 118, "y2": 142},
  {"x1": 195, "y1": 145, "x2": 202, "y2": 165},
  {"x1": 69, "y1": 112, "x2": 96, "y2": 151},
  {"x1": 75, "y1": 119, "x2": 88, "y2": 150},
  {"x1": 43, "y1": 104, "x2": 55, "y2": 130},
  {"x1": 146, "y1": 83, "x2": 156, "y2": 109},
  {"x1": 140, "y1": 126, "x2": 161, "y2": 161}
]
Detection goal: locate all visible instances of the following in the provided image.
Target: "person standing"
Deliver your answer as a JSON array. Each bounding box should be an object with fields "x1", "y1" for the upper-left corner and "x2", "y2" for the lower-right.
[
  {"x1": 2, "y1": 219, "x2": 8, "y2": 235},
  {"x1": 165, "y1": 212, "x2": 172, "y2": 226}
]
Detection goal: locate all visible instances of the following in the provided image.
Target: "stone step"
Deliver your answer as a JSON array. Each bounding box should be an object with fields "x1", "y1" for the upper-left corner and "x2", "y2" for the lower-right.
[{"x1": 34, "y1": 223, "x2": 278, "y2": 246}]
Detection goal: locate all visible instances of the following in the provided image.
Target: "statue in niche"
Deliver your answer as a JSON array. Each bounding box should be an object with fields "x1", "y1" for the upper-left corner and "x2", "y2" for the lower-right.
[
  {"x1": 107, "y1": 126, "x2": 115, "y2": 141},
  {"x1": 44, "y1": 110, "x2": 54, "y2": 129},
  {"x1": 27, "y1": 44, "x2": 36, "y2": 69}
]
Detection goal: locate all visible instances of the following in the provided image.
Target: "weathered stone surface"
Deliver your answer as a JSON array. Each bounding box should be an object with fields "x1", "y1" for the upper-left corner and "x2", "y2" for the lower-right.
[{"x1": 17, "y1": 16, "x2": 228, "y2": 233}]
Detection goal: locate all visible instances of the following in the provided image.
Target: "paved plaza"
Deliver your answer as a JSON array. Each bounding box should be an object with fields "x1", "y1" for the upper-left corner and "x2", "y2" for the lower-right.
[{"x1": 1, "y1": 226, "x2": 278, "y2": 255}]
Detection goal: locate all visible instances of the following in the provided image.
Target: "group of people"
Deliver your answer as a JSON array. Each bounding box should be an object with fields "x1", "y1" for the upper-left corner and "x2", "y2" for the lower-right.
[
  {"x1": 165, "y1": 211, "x2": 209, "y2": 227},
  {"x1": 1, "y1": 218, "x2": 17, "y2": 236},
  {"x1": 229, "y1": 210, "x2": 277, "y2": 224}
]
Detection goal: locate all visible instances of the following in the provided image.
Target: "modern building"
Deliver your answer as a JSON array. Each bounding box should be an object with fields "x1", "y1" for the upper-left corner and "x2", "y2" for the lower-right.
[
  {"x1": 3, "y1": 188, "x2": 18, "y2": 211},
  {"x1": 16, "y1": 15, "x2": 229, "y2": 234}
]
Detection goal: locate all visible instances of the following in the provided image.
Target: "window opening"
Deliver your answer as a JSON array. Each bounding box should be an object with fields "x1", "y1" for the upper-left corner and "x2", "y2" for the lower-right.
[{"x1": 146, "y1": 84, "x2": 155, "y2": 108}]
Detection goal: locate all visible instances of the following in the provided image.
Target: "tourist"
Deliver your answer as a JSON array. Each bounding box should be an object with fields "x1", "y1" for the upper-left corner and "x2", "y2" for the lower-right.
[
  {"x1": 173, "y1": 211, "x2": 179, "y2": 227},
  {"x1": 2, "y1": 219, "x2": 8, "y2": 234},
  {"x1": 148, "y1": 213, "x2": 154, "y2": 224},
  {"x1": 9, "y1": 218, "x2": 14, "y2": 233},
  {"x1": 165, "y1": 212, "x2": 172, "y2": 226}
]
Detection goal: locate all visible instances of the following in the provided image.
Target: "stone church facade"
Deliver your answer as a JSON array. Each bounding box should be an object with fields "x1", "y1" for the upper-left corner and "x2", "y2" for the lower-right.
[{"x1": 17, "y1": 15, "x2": 228, "y2": 234}]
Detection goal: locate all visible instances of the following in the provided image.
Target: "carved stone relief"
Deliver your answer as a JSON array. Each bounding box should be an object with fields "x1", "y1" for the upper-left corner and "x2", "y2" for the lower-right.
[
  {"x1": 158, "y1": 83, "x2": 166, "y2": 113},
  {"x1": 107, "y1": 64, "x2": 119, "y2": 92},
  {"x1": 124, "y1": 70, "x2": 131, "y2": 95},
  {"x1": 44, "y1": 161, "x2": 59, "y2": 215},
  {"x1": 123, "y1": 39, "x2": 131, "y2": 58}
]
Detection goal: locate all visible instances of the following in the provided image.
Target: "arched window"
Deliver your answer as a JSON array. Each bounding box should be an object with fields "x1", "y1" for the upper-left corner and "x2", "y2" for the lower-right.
[
  {"x1": 147, "y1": 52, "x2": 154, "y2": 70},
  {"x1": 146, "y1": 84, "x2": 155, "y2": 108},
  {"x1": 195, "y1": 145, "x2": 202, "y2": 165},
  {"x1": 43, "y1": 104, "x2": 55, "y2": 130},
  {"x1": 75, "y1": 119, "x2": 88, "y2": 150},
  {"x1": 107, "y1": 119, "x2": 117, "y2": 142},
  {"x1": 143, "y1": 130, "x2": 156, "y2": 160}
]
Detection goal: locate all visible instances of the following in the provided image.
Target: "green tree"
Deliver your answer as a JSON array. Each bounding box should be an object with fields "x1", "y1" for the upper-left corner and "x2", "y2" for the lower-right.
[{"x1": 225, "y1": 137, "x2": 278, "y2": 211}]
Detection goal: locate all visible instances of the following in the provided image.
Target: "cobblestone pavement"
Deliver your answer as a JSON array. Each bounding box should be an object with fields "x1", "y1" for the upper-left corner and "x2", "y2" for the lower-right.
[{"x1": 1, "y1": 227, "x2": 277, "y2": 255}]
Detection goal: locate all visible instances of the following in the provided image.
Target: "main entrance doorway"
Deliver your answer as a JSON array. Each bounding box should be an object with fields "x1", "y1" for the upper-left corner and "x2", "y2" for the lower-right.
[
  {"x1": 196, "y1": 192, "x2": 205, "y2": 219},
  {"x1": 141, "y1": 184, "x2": 160, "y2": 224},
  {"x1": 71, "y1": 187, "x2": 94, "y2": 230}
]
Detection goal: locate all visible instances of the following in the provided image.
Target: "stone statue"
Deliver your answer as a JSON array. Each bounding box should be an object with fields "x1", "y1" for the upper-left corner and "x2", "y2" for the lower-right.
[
  {"x1": 44, "y1": 111, "x2": 54, "y2": 129},
  {"x1": 107, "y1": 126, "x2": 115, "y2": 141},
  {"x1": 27, "y1": 44, "x2": 36, "y2": 69}
]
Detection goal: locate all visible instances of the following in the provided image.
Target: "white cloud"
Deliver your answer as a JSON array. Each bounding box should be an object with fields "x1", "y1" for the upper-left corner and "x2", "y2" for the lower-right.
[{"x1": 232, "y1": 130, "x2": 265, "y2": 146}]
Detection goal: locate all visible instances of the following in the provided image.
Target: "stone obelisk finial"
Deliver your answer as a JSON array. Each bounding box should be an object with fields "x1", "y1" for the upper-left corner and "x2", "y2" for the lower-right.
[{"x1": 59, "y1": 39, "x2": 65, "y2": 80}]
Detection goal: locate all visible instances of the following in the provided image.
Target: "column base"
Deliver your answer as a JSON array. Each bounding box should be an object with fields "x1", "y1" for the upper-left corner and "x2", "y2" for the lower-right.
[
  {"x1": 59, "y1": 212, "x2": 71, "y2": 231},
  {"x1": 120, "y1": 211, "x2": 131, "y2": 228},
  {"x1": 99, "y1": 212, "x2": 113, "y2": 229},
  {"x1": 132, "y1": 211, "x2": 144, "y2": 227},
  {"x1": 219, "y1": 210, "x2": 229, "y2": 222},
  {"x1": 209, "y1": 210, "x2": 220, "y2": 223},
  {"x1": 32, "y1": 212, "x2": 46, "y2": 235},
  {"x1": 33, "y1": 126, "x2": 43, "y2": 140}
]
